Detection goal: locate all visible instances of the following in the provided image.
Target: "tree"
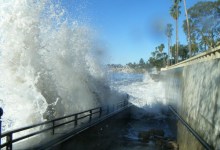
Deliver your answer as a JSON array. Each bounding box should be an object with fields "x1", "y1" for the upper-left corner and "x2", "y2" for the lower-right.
[
  {"x1": 158, "y1": 44, "x2": 165, "y2": 53},
  {"x1": 171, "y1": 44, "x2": 189, "y2": 61},
  {"x1": 148, "y1": 45, "x2": 168, "y2": 69},
  {"x1": 126, "y1": 59, "x2": 151, "y2": 72},
  {"x1": 158, "y1": 44, "x2": 166, "y2": 66},
  {"x1": 178, "y1": 45, "x2": 188, "y2": 60},
  {"x1": 182, "y1": 0, "x2": 192, "y2": 57},
  {"x1": 165, "y1": 24, "x2": 173, "y2": 65},
  {"x1": 139, "y1": 58, "x2": 145, "y2": 68},
  {"x1": 183, "y1": 1, "x2": 220, "y2": 51},
  {"x1": 170, "y1": 0, "x2": 181, "y2": 63}
]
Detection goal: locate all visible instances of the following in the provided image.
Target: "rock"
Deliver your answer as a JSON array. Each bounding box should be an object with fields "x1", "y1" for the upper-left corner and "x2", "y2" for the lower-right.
[
  {"x1": 138, "y1": 131, "x2": 151, "y2": 140},
  {"x1": 138, "y1": 129, "x2": 164, "y2": 142},
  {"x1": 150, "y1": 129, "x2": 165, "y2": 137},
  {"x1": 165, "y1": 141, "x2": 179, "y2": 150}
]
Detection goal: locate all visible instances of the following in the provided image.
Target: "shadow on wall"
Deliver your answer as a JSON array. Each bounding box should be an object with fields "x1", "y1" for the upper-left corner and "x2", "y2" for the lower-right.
[{"x1": 163, "y1": 59, "x2": 220, "y2": 149}]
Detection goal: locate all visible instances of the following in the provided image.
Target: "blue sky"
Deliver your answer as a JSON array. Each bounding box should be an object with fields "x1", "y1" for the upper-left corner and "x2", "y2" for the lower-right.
[{"x1": 62, "y1": 0, "x2": 205, "y2": 65}]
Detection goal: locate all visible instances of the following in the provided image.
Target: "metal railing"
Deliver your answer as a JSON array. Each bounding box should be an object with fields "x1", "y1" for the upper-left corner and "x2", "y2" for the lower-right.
[
  {"x1": 0, "y1": 100, "x2": 129, "y2": 149},
  {"x1": 168, "y1": 105, "x2": 213, "y2": 150}
]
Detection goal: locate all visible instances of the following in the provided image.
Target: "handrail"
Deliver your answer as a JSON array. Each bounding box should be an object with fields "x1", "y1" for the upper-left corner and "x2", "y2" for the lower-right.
[
  {"x1": 0, "y1": 99, "x2": 129, "y2": 149},
  {"x1": 168, "y1": 105, "x2": 213, "y2": 150},
  {"x1": 1, "y1": 107, "x2": 101, "y2": 137}
]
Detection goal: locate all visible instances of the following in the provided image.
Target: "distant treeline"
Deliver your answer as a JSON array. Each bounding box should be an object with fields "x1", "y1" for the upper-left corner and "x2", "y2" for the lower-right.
[
  {"x1": 126, "y1": 58, "x2": 151, "y2": 70},
  {"x1": 108, "y1": 58, "x2": 152, "y2": 73}
]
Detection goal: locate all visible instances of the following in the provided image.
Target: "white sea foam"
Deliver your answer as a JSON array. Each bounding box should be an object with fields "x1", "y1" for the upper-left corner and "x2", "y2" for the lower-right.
[
  {"x1": 0, "y1": 0, "x2": 122, "y2": 133},
  {"x1": 109, "y1": 72, "x2": 167, "y2": 114}
]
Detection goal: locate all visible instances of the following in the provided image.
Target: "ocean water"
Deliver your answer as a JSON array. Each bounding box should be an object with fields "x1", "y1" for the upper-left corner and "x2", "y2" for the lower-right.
[
  {"x1": 108, "y1": 72, "x2": 167, "y2": 111},
  {"x1": 107, "y1": 72, "x2": 177, "y2": 149},
  {"x1": 59, "y1": 72, "x2": 176, "y2": 150}
]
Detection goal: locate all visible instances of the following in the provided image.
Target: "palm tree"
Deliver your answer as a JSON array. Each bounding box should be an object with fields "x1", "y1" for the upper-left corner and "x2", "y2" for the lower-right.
[
  {"x1": 165, "y1": 24, "x2": 173, "y2": 65},
  {"x1": 183, "y1": 0, "x2": 192, "y2": 57},
  {"x1": 158, "y1": 44, "x2": 165, "y2": 53},
  {"x1": 170, "y1": 0, "x2": 181, "y2": 63},
  {"x1": 158, "y1": 44, "x2": 166, "y2": 67}
]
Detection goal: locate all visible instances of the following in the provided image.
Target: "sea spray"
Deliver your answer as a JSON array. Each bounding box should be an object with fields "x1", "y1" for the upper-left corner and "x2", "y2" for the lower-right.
[
  {"x1": 0, "y1": 0, "x2": 122, "y2": 134},
  {"x1": 109, "y1": 72, "x2": 167, "y2": 114}
]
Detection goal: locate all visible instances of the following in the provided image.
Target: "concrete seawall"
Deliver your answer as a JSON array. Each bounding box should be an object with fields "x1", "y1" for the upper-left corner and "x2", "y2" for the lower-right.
[{"x1": 162, "y1": 46, "x2": 220, "y2": 149}]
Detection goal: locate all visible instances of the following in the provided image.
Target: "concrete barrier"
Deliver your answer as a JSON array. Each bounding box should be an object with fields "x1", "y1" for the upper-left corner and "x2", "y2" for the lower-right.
[
  {"x1": 161, "y1": 47, "x2": 220, "y2": 149},
  {"x1": 162, "y1": 46, "x2": 220, "y2": 70}
]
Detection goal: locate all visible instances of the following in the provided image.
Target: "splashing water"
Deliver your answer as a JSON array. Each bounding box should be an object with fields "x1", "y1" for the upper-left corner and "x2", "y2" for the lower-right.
[
  {"x1": 0, "y1": 0, "x2": 121, "y2": 133},
  {"x1": 109, "y1": 72, "x2": 167, "y2": 114}
]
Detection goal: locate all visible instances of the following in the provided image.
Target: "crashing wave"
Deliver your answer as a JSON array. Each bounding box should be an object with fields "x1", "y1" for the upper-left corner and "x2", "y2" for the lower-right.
[{"x1": 0, "y1": 0, "x2": 123, "y2": 132}]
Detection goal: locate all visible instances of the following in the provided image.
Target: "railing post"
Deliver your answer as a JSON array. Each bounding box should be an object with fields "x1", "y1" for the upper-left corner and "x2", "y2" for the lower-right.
[
  {"x1": 89, "y1": 110, "x2": 92, "y2": 122},
  {"x1": 107, "y1": 106, "x2": 109, "y2": 114},
  {"x1": 99, "y1": 107, "x2": 102, "y2": 118},
  {"x1": 6, "y1": 133, "x2": 12, "y2": 150},
  {"x1": 124, "y1": 100, "x2": 126, "y2": 107},
  {"x1": 74, "y1": 114, "x2": 78, "y2": 127},
  {"x1": 52, "y1": 120, "x2": 55, "y2": 135},
  {"x1": 0, "y1": 107, "x2": 3, "y2": 147}
]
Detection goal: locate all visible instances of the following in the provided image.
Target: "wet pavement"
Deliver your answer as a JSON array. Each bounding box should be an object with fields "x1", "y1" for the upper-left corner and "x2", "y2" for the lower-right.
[{"x1": 55, "y1": 105, "x2": 177, "y2": 150}]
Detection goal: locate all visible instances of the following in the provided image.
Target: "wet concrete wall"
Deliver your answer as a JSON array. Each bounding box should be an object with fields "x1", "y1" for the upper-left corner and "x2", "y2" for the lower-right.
[{"x1": 163, "y1": 59, "x2": 220, "y2": 149}]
